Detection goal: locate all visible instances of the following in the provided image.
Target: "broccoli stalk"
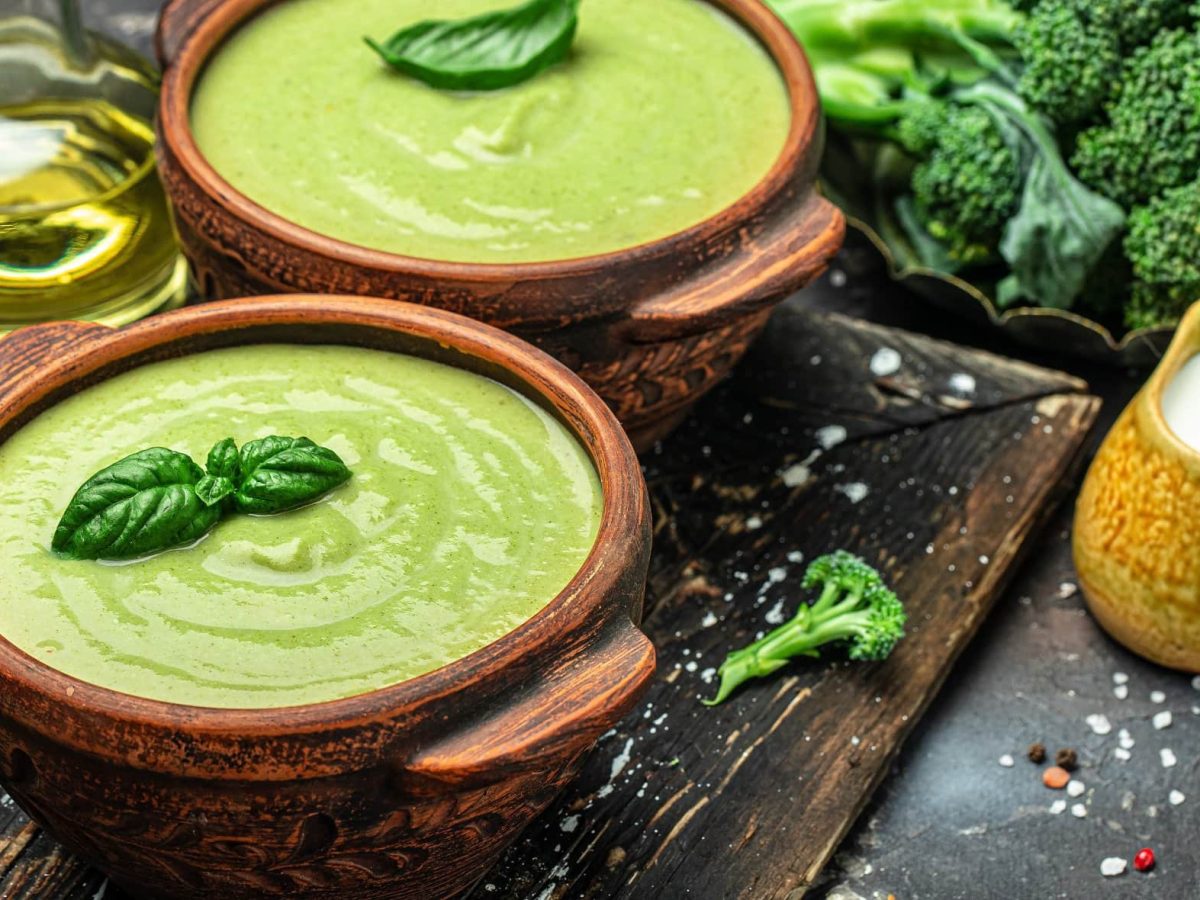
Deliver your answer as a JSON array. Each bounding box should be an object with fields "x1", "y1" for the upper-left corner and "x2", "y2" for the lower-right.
[{"x1": 703, "y1": 552, "x2": 906, "y2": 706}]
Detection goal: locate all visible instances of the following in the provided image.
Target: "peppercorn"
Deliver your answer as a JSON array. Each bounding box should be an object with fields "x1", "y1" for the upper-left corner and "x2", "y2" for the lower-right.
[
  {"x1": 1028, "y1": 742, "x2": 1046, "y2": 764},
  {"x1": 1134, "y1": 848, "x2": 1155, "y2": 872},
  {"x1": 1055, "y1": 747, "x2": 1078, "y2": 771}
]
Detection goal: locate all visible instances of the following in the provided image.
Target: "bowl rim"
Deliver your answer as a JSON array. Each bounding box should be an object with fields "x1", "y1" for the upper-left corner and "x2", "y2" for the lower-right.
[
  {"x1": 157, "y1": 0, "x2": 821, "y2": 277},
  {"x1": 0, "y1": 296, "x2": 647, "y2": 740}
]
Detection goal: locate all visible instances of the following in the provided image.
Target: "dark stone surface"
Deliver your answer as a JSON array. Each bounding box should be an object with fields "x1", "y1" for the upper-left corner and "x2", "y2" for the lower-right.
[{"x1": 23, "y1": 5, "x2": 1200, "y2": 897}]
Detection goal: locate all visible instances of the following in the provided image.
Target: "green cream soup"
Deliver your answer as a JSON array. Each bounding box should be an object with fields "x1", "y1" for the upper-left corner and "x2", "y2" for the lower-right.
[
  {"x1": 190, "y1": 0, "x2": 791, "y2": 262},
  {"x1": 0, "y1": 345, "x2": 602, "y2": 708}
]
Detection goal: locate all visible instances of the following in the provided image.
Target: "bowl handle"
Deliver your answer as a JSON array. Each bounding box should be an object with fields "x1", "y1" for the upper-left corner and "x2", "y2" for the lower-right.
[
  {"x1": 400, "y1": 621, "x2": 656, "y2": 792},
  {"x1": 155, "y1": 0, "x2": 223, "y2": 69},
  {"x1": 625, "y1": 195, "x2": 844, "y2": 344},
  {"x1": 0, "y1": 322, "x2": 111, "y2": 404}
]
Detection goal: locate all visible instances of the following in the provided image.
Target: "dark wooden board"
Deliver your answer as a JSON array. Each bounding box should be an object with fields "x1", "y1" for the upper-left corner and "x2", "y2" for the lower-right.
[{"x1": 0, "y1": 306, "x2": 1098, "y2": 900}]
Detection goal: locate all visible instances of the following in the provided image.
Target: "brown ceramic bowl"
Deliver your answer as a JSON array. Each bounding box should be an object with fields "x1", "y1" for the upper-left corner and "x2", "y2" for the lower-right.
[
  {"x1": 153, "y1": 0, "x2": 845, "y2": 451},
  {"x1": 0, "y1": 297, "x2": 654, "y2": 899}
]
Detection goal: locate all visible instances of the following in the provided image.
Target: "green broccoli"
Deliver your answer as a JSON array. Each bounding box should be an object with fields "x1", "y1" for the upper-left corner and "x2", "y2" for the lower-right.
[
  {"x1": 1123, "y1": 179, "x2": 1200, "y2": 331},
  {"x1": 899, "y1": 103, "x2": 1022, "y2": 265},
  {"x1": 703, "y1": 552, "x2": 906, "y2": 706},
  {"x1": 1013, "y1": 1, "x2": 1121, "y2": 125},
  {"x1": 1072, "y1": 28, "x2": 1200, "y2": 208},
  {"x1": 770, "y1": 0, "x2": 1125, "y2": 310}
]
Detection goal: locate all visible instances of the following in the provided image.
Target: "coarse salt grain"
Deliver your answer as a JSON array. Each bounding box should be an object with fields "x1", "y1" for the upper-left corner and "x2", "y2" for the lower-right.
[
  {"x1": 1114, "y1": 748, "x2": 1132, "y2": 762},
  {"x1": 1067, "y1": 780, "x2": 1086, "y2": 797},
  {"x1": 869, "y1": 347, "x2": 902, "y2": 377},
  {"x1": 1192, "y1": 675, "x2": 1200, "y2": 691},
  {"x1": 1086, "y1": 714, "x2": 1113, "y2": 736},
  {"x1": 1153, "y1": 711, "x2": 1173, "y2": 730},
  {"x1": 1161, "y1": 748, "x2": 1177, "y2": 768},
  {"x1": 1114, "y1": 685, "x2": 1129, "y2": 700},
  {"x1": 1113, "y1": 672, "x2": 1129, "y2": 685},
  {"x1": 1100, "y1": 858, "x2": 1127, "y2": 877},
  {"x1": 1118, "y1": 729, "x2": 1135, "y2": 749},
  {"x1": 1071, "y1": 803, "x2": 1087, "y2": 818},
  {"x1": 1049, "y1": 799, "x2": 1067, "y2": 815},
  {"x1": 998, "y1": 754, "x2": 1015, "y2": 768},
  {"x1": 1170, "y1": 790, "x2": 1185, "y2": 806},
  {"x1": 1151, "y1": 690, "x2": 1167, "y2": 704}
]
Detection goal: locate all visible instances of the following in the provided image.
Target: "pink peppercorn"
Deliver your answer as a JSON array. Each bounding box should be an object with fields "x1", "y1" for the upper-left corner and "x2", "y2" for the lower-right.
[{"x1": 1133, "y1": 848, "x2": 1155, "y2": 872}]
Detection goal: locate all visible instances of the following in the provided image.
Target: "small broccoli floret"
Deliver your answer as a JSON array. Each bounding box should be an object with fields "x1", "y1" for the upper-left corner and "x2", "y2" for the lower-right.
[
  {"x1": 1014, "y1": 1, "x2": 1121, "y2": 125},
  {"x1": 1072, "y1": 28, "x2": 1200, "y2": 208},
  {"x1": 898, "y1": 103, "x2": 1022, "y2": 264},
  {"x1": 1123, "y1": 179, "x2": 1200, "y2": 331},
  {"x1": 703, "y1": 552, "x2": 906, "y2": 706}
]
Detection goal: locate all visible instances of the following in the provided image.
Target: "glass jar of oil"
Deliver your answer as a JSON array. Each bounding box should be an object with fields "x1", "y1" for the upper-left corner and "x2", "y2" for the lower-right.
[{"x1": 0, "y1": 3, "x2": 187, "y2": 332}]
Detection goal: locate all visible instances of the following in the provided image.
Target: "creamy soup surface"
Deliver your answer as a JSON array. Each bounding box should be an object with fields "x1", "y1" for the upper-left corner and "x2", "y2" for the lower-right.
[
  {"x1": 0, "y1": 345, "x2": 602, "y2": 708},
  {"x1": 190, "y1": 0, "x2": 792, "y2": 262}
]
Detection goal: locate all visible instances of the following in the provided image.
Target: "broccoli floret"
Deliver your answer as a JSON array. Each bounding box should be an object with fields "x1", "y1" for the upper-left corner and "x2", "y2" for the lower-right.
[
  {"x1": 1014, "y1": 1, "x2": 1121, "y2": 125},
  {"x1": 899, "y1": 103, "x2": 1022, "y2": 264},
  {"x1": 1072, "y1": 28, "x2": 1200, "y2": 208},
  {"x1": 703, "y1": 552, "x2": 906, "y2": 706},
  {"x1": 1123, "y1": 179, "x2": 1200, "y2": 331}
]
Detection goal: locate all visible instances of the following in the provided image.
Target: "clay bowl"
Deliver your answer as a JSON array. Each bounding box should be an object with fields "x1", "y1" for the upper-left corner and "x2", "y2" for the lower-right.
[
  {"x1": 0, "y1": 296, "x2": 654, "y2": 899},
  {"x1": 1075, "y1": 301, "x2": 1200, "y2": 671},
  {"x1": 153, "y1": 0, "x2": 845, "y2": 451}
]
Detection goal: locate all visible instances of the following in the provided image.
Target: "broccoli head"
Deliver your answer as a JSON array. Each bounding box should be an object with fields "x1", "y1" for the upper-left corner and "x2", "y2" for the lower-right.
[
  {"x1": 897, "y1": 102, "x2": 1022, "y2": 265},
  {"x1": 1072, "y1": 28, "x2": 1200, "y2": 208},
  {"x1": 1014, "y1": 1, "x2": 1121, "y2": 125},
  {"x1": 1123, "y1": 179, "x2": 1200, "y2": 331},
  {"x1": 703, "y1": 552, "x2": 906, "y2": 705}
]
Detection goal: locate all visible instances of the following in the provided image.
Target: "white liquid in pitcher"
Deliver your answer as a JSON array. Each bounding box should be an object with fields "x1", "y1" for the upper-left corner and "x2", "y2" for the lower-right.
[{"x1": 1162, "y1": 354, "x2": 1200, "y2": 453}]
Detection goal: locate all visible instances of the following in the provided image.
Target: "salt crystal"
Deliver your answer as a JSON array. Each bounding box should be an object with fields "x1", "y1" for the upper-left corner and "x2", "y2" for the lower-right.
[
  {"x1": 1151, "y1": 690, "x2": 1167, "y2": 704},
  {"x1": 1118, "y1": 728, "x2": 1135, "y2": 749},
  {"x1": 1153, "y1": 711, "x2": 1173, "y2": 730},
  {"x1": 1113, "y1": 672, "x2": 1129, "y2": 685},
  {"x1": 1071, "y1": 803, "x2": 1087, "y2": 818},
  {"x1": 1161, "y1": 748, "x2": 1177, "y2": 768},
  {"x1": 1114, "y1": 748, "x2": 1131, "y2": 762},
  {"x1": 700, "y1": 611, "x2": 718, "y2": 628},
  {"x1": 1049, "y1": 799, "x2": 1067, "y2": 815},
  {"x1": 1086, "y1": 714, "x2": 1113, "y2": 736},
  {"x1": 1114, "y1": 685, "x2": 1129, "y2": 700},
  {"x1": 745, "y1": 515, "x2": 763, "y2": 531},
  {"x1": 1192, "y1": 674, "x2": 1200, "y2": 691},
  {"x1": 781, "y1": 463, "x2": 812, "y2": 487},
  {"x1": 1057, "y1": 582, "x2": 1078, "y2": 599},
  {"x1": 998, "y1": 754, "x2": 1015, "y2": 768},
  {"x1": 835, "y1": 482, "x2": 869, "y2": 504},
  {"x1": 1170, "y1": 790, "x2": 1185, "y2": 806},
  {"x1": 816, "y1": 425, "x2": 848, "y2": 451},
  {"x1": 948, "y1": 373, "x2": 977, "y2": 395},
  {"x1": 1067, "y1": 780, "x2": 1085, "y2": 797},
  {"x1": 1100, "y1": 857, "x2": 1127, "y2": 877},
  {"x1": 869, "y1": 348, "x2": 902, "y2": 377}
]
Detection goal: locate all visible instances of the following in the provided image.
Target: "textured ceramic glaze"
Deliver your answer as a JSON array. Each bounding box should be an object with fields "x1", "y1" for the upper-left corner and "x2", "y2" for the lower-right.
[
  {"x1": 0, "y1": 297, "x2": 654, "y2": 899},
  {"x1": 1074, "y1": 302, "x2": 1200, "y2": 671},
  {"x1": 154, "y1": 0, "x2": 845, "y2": 450}
]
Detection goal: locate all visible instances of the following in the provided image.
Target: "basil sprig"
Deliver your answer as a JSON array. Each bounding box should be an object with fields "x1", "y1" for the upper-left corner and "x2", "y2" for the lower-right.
[
  {"x1": 365, "y1": 0, "x2": 580, "y2": 92},
  {"x1": 52, "y1": 437, "x2": 352, "y2": 561}
]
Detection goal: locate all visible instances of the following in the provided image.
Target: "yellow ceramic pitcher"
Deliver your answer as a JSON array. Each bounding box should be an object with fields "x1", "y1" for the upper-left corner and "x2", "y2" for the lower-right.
[{"x1": 1075, "y1": 302, "x2": 1200, "y2": 671}]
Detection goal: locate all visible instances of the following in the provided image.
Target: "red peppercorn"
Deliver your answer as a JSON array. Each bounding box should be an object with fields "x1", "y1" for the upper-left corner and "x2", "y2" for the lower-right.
[{"x1": 1134, "y1": 848, "x2": 1155, "y2": 872}]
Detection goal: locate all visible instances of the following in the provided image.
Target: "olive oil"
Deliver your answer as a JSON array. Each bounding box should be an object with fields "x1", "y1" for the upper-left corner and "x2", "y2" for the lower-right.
[{"x1": 0, "y1": 18, "x2": 186, "y2": 331}]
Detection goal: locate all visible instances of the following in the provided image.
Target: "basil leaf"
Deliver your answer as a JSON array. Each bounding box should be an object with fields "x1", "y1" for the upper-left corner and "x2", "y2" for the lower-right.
[
  {"x1": 365, "y1": 0, "x2": 580, "y2": 92},
  {"x1": 52, "y1": 448, "x2": 220, "y2": 561},
  {"x1": 195, "y1": 475, "x2": 236, "y2": 507},
  {"x1": 235, "y1": 437, "x2": 351, "y2": 515},
  {"x1": 206, "y1": 437, "x2": 241, "y2": 482}
]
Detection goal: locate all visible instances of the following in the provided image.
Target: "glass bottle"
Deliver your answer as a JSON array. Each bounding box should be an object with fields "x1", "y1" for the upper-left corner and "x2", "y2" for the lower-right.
[{"x1": 0, "y1": 0, "x2": 187, "y2": 331}]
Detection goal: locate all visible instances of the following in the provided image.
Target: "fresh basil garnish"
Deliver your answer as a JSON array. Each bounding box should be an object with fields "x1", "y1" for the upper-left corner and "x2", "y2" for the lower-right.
[
  {"x1": 365, "y1": 0, "x2": 580, "y2": 92},
  {"x1": 52, "y1": 448, "x2": 221, "y2": 561},
  {"x1": 235, "y1": 436, "x2": 352, "y2": 515},
  {"x1": 53, "y1": 437, "x2": 352, "y2": 562}
]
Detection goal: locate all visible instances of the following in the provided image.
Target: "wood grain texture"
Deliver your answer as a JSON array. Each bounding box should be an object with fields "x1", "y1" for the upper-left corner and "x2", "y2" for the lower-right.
[
  {"x1": 152, "y1": 0, "x2": 845, "y2": 449},
  {"x1": 0, "y1": 306, "x2": 1097, "y2": 899},
  {"x1": 0, "y1": 298, "x2": 653, "y2": 899}
]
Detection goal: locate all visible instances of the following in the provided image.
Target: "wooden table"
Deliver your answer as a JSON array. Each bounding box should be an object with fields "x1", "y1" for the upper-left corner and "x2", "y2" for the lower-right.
[{"x1": 3, "y1": 5, "x2": 1196, "y2": 899}]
